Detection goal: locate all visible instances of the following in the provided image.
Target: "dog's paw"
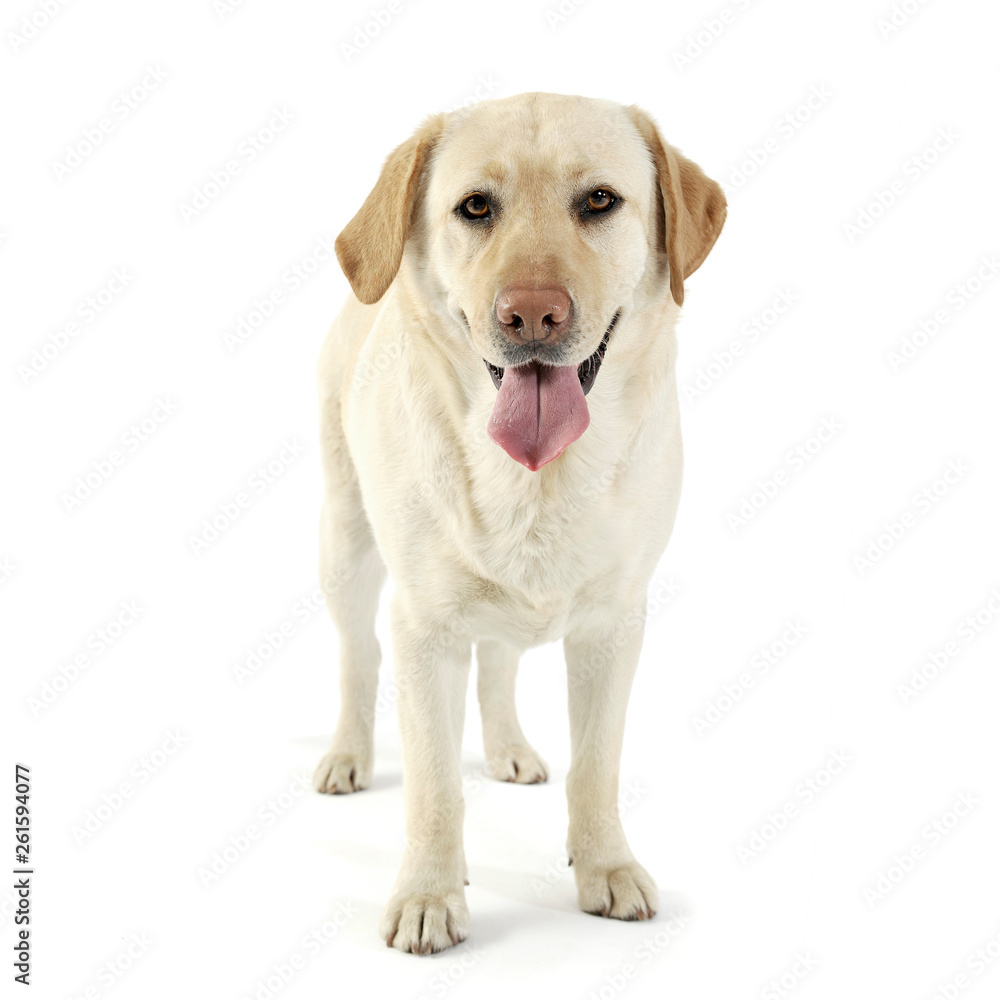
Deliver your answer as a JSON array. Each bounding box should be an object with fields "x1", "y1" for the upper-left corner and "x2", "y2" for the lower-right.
[
  {"x1": 575, "y1": 859, "x2": 658, "y2": 921},
  {"x1": 380, "y1": 890, "x2": 470, "y2": 955},
  {"x1": 313, "y1": 749, "x2": 371, "y2": 794},
  {"x1": 485, "y1": 744, "x2": 548, "y2": 784}
]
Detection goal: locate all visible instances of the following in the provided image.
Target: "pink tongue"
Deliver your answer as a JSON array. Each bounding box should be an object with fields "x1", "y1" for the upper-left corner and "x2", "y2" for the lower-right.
[{"x1": 487, "y1": 363, "x2": 590, "y2": 471}]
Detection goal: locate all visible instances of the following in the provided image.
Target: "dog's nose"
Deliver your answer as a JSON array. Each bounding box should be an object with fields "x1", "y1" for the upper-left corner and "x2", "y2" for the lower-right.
[{"x1": 495, "y1": 287, "x2": 573, "y2": 344}]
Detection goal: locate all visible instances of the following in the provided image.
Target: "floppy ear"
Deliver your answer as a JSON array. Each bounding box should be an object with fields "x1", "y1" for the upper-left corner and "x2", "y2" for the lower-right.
[
  {"x1": 628, "y1": 106, "x2": 727, "y2": 307},
  {"x1": 335, "y1": 114, "x2": 446, "y2": 305}
]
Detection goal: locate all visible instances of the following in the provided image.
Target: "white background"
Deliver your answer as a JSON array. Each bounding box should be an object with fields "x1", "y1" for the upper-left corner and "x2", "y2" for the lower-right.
[{"x1": 3, "y1": 0, "x2": 1000, "y2": 997}]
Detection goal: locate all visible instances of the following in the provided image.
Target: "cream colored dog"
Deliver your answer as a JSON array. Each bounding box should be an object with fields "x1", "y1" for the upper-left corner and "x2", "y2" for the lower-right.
[{"x1": 313, "y1": 92, "x2": 725, "y2": 954}]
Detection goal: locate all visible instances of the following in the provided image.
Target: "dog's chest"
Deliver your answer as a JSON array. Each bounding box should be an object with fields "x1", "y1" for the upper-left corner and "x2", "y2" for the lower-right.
[{"x1": 463, "y1": 465, "x2": 638, "y2": 642}]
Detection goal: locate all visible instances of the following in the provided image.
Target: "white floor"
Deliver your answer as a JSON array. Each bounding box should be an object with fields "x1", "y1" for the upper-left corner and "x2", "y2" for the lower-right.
[
  {"x1": 5, "y1": 0, "x2": 1000, "y2": 996},
  {"x1": 10, "y1": 555, "x2": 1000, "y2": 998}
]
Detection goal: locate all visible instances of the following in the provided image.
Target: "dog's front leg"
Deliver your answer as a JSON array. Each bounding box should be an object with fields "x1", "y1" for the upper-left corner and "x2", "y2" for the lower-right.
[
  {"x1": 380, "y1": 597, "x2": 471, "y2": 954},
  {"x1": 563, "y1": 603, "x2": 657, "y2": 921}
]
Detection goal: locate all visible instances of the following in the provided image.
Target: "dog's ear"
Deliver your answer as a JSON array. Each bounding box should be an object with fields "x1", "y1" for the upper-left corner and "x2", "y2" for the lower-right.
[
  {"x1": 628, "y1": 106, "x2": 726, "y2": 307},
  {"x1": 335, "y1": 114, "x2": 446, "y2": 305}
]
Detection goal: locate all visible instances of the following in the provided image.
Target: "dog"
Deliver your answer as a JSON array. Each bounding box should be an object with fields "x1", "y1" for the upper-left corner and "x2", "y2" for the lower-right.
[{"x1": 312, "y1": 92, "x2": 725, "y2": 954}]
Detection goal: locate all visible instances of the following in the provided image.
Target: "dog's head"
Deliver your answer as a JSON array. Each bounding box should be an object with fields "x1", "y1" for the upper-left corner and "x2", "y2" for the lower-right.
[{"x1": 336, "y1": 93, "x2": 726, "y2": 470}]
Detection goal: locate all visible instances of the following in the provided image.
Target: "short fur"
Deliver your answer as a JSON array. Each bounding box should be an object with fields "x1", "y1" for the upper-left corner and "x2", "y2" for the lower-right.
[{"x1": 313, "y1": 92, "x2": 725, "y2": 954}]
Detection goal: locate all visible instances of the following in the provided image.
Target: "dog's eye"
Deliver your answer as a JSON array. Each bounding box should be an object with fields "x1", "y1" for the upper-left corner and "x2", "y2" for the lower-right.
[
  {"x1": 460, "y1": 193, "x2": 491, "y2": 220},
  {"x1": 586, "y1": 189, "x2": 616, "y2": 212}
]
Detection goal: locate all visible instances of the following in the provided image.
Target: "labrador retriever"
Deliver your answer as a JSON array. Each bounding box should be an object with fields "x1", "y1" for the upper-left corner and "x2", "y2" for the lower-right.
[{"x1": 312, "y1": 92, "x2": 725, "y2": 954}]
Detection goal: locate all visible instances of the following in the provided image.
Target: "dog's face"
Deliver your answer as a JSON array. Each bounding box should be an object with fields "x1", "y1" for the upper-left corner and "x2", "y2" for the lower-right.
[
  {"x1": 336, "y1": 93, "x2": 726, "y2": 470},
  {"x1": 422, "y1": 94, "x2": 656, "y2": 374}
]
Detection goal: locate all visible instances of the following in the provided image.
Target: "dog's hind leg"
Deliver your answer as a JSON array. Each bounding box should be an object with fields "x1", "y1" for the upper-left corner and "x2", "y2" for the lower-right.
[
  {"x1": 313, "y1": 374, "x2": 386, "y2": 794},
  {"x1": 476, "y1": 639, "x2": 548, "y2": 784}
]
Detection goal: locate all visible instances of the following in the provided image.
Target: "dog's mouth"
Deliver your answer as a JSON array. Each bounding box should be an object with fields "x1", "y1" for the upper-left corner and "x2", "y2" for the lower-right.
[
  {"x1": 483, "y1": 310, "x2": 619, "y2": 396},
  {"x1": 484, "y1": 311, "x2": 620, "y2": 472}
]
